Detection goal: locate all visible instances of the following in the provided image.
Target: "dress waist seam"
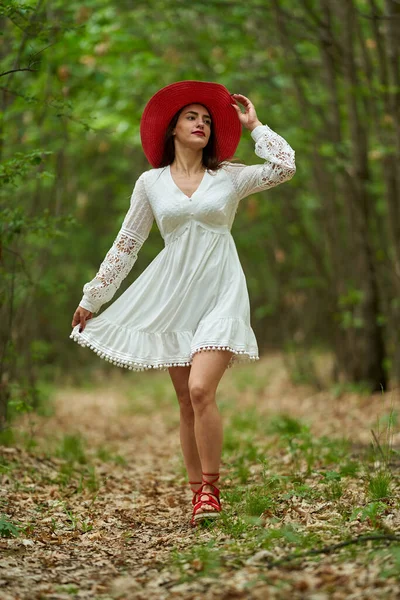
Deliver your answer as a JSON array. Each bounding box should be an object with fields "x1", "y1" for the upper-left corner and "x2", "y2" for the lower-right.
[{"x1": 164, "y1": 220, "x2": 231, "y2": 245}]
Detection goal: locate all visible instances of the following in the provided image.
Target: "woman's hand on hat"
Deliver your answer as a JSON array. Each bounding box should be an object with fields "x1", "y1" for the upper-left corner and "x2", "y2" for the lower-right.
[{"x1": 230, "y1": 94, "x2": 262, "y2": 132}]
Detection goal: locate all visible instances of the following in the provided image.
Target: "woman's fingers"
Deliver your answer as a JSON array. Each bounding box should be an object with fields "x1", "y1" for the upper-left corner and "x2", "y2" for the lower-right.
[
  {"x1": 231, "y1": 93, "x2": 249, "y2": 100},
  {"x1": 71, "y1": 306, "x2": 92, "y2": 332},
  {"x1": 71, "y1": 309, "x2": 80, "y2": 328},
  {"x1": 79, "y1": 309, "x2": 93, "y2": 332},
  {"x1": 231, "y1": 102, "x2": 241, "y2": 114},
  {"x1": 231, "y1": 94, "x2": 260, "y2": 130},
  {"x1": 231, "y1": 93, "x2": 252, "y2": 108},
  {"x1": 231, "y1": 94, "x2": 255, "y2": 125}
]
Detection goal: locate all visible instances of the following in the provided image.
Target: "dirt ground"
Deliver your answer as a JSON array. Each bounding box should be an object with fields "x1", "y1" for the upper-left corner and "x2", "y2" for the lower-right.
[{"x1": 1, "y1": 353, "x2": 399, "y2": 599}]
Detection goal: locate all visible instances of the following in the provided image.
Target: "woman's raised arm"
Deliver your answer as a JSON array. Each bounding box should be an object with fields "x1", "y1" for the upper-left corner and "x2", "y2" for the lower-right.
[{"x1": 225, "y1": 93, "x2": 296, "y2": 200}]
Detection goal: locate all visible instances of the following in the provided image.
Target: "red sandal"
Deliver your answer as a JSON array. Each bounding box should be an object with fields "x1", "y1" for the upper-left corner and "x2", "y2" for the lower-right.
[
  {"x1": 190, "y1": 472, "x2": 221, "y2": 527},
  {"x1": 189, "y1": 480, "x2": 202, "y2": 506}
]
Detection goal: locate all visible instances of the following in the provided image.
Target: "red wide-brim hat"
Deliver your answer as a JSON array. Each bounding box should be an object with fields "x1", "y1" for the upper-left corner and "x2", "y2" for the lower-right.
[{"x1": 140, "y1": 80, "x2": 242, "y2": 168}]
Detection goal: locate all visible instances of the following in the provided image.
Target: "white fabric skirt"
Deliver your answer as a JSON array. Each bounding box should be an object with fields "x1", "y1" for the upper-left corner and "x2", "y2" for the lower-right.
[{"x1": 70, "y1": 221, "x2": 259, "y2": 371}]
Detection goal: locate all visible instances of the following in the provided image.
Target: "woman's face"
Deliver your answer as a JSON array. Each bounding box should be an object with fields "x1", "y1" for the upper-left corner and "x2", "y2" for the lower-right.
[{"x1": 172, "y1": 103, "x2": 212, "y2": 151}]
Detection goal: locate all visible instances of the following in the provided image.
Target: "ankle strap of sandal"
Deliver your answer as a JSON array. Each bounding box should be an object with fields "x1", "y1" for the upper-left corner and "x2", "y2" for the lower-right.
[
  {"x1": 202, "y1": 472, "x2": 220, "y2": 485},
  {"x1": 189, "y1": 480, "x2": 202, "y2": 489}
]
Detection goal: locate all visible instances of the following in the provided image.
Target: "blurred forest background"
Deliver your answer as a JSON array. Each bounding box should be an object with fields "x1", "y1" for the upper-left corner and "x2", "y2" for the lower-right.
[{"x1": 1, "y1": 0, "x2": 400, "y2": 427}]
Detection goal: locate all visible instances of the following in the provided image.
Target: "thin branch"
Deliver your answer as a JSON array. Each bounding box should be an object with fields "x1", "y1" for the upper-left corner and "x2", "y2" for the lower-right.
[
  {"x1": 263, "y1": 534, "x2": 400, "y2": 568},
  {"x1": 0, "y1": 67, "x2": 38, "y2": 78},
  {"x1": 1, "y1": 247, "x2": 35, "y2": 285},
  {"x1": 0, "y1": 39, "x2": 55, "y2": 78},
  {"x1": 28, "y1": 41, "x2": 57, "y2": 60},
  {"x1": 219, "y1": 534, "x2": 400, "y2": 572},
  {"x1": 272, "y1": 4, "x2": 332, "y2": 46}
]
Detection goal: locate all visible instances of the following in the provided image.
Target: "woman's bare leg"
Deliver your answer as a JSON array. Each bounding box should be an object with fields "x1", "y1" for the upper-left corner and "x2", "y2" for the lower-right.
[
  {"x1": 168, "y1": 365, "x2": 202, "y2": 484},
  {"x1": 188, "y1": 349, "x2": 233, "y2": 513}
]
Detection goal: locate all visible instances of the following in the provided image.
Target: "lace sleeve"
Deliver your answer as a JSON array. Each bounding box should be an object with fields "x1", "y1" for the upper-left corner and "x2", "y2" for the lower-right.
[
  {"x1": 224, "y1": 124, "x2": 296, "y2": 201},
  {"x1": 78, "y1": 173, "x2": 154, "y2": 314}
]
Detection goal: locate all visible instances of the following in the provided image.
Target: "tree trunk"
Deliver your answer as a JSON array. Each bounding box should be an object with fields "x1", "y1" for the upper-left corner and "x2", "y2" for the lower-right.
[{"x1": 333, "y1": 0, "x2": 386, "y2": 389}]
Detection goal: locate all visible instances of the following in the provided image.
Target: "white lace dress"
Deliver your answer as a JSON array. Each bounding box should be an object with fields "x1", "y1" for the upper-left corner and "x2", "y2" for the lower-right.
[{"x1": 69, "y1": 124, "x2": 296, "y2": 370}]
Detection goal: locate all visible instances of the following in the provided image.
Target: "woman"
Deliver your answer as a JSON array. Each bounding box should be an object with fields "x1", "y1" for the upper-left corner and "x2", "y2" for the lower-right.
[{"x1": 70, "y1": 80, "x2": 296, "y2": 526}]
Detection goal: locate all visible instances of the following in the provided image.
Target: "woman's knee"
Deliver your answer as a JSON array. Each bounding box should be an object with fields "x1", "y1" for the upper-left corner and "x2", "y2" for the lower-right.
[{"x1": 189, "y1": 382, "x2": 214, "y2": 410}]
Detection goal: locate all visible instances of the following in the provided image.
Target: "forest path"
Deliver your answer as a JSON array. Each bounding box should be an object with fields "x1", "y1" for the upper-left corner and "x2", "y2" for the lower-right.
[{"x1": 1, "y1": 354, "x2": 399, "y2": 599}]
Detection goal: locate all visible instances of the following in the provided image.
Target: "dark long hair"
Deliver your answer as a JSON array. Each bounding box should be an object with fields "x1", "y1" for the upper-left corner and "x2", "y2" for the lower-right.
[{"x1": 158, "y1": 104, "x2": 223, "y2": 171}]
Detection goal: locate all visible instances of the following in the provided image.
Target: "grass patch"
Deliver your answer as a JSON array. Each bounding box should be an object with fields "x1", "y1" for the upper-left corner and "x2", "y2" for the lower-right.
[
  {"x1": 0, "y1": 428, "x2": 15, "y2": 447},
  {"x1": 230, "y1": 406, "x2": 261, "y2": 433},
  {"x1": 0, "y1": 454, "x2": 19, "y2": 475},
  {"x1": 95, "y1": 445, "x2": 127, "y2": 466},
  {"x1": 121, "y1": 371, "x2": 177, "y2": 415},
  {"x1": 368, "y1": 470, "x2": 393, "y2": 501},
  {"x1": 171, "y1": 540, "x2": 221, "y2": 581},
  {"x1": 243, "y1": 487, "x2": 275, "y2": 517},
  {"x1": 233, "y1": 370, "x2": 266, "y2": 393},
  {"x1": 55, "y1": 585, "x2": 80, "y2": 595},
  {"x1": 56, "y1": 433, "x2": 87, "y2": 464},
  {"x1": 350, "y1": 501, "x2": 389, "y2": 528},
  {"x1": 259, "y1": 523, "x2": 324, "y2": 551},
  {"x1": 169, "y1": 394, "x2": 400, "y2": 587},
  {"x1": 379, "y1": 546, "x2": 400, "y2": 579},
  {"x1": 266, "y1": 413, "x2": 307, "y2": 437}
]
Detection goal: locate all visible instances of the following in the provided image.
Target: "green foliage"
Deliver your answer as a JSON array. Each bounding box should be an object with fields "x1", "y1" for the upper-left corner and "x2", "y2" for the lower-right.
[
  {"x1": 266, "y1": 414, "x2": 306, "y2": 437},
  {"x1": 0, "y1": 150, "x2": 54, "y2": 186},
  {"x1": 324, "y1": 480, "x2": 343, "y2": 500},
  {"x1": 339, "y1": 461, "x2": 360, "y2": 477},
  {"x1": 243, "y1": 487, "x2": 274, "y2": 517},
  {"x1": 230, "y1": 407, "x2": 260, "y2": 432},
  {"x1": 171, "y1": 540, "x2": 221, "y2": 580},
  {"x1": 370, "y1": 407, "x2": 398, "y2": 469},
  {"x1": 260, "y1": 523, "x2": 321, "y2": 550},
  {"x1": 379, "y1": 546, "x2": 400, "y2": 579},
  {"x1": 55, "y1": 586, "x2": 80, "y2": 596},
  {"x1": 368, "y1": 471, "x2": 393, "y2": 501},
  {"x1": 56, "y1": 434, "x2": 87, "y2": 464},
  {"x1": 95, "y1": 445, "x2": 127, "y2": 466},
  {"x1": 350, "y1": 502, "x2": 388, "y2": 528},
  {"x1": 2, "y1": 0, "x2": 400, "y2": 434},
  {"x1": 0, "y1": 428, "x2": 15, "y2": 448},
  {"x1": 0, "y1": 514, "x2": 20, "y2": 538},
  {"x1": 331, "y1": 381, "x2": 373, "y2": 398}
]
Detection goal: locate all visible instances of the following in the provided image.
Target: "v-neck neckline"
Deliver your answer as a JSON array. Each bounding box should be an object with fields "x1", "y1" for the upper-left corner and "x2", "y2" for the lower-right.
[{"x1": 168, "y1": 165, "x2": 207, "y2": 200}]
